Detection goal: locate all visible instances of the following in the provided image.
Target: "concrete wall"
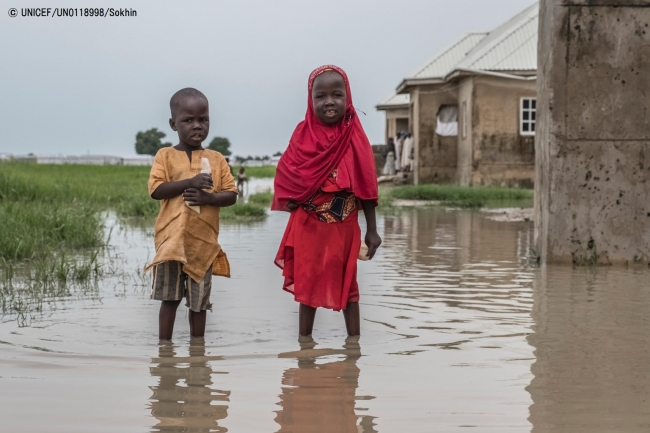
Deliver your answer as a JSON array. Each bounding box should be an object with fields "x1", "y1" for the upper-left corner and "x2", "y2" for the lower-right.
[
  {"x1": 535, "y1": 0, "x2": 650, "y2": 265},
  {"x1": 413, "y1": 85, "x2": 459, "y2": 184},
  {"x1": 472, "y1": 76, "x2": 536, "y2": 187}
]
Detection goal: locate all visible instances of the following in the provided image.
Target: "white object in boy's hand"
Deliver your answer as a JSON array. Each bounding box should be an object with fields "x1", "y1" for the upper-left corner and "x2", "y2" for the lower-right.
[{"x1": 187, "y1": 157, "x2": 212, "y2": 214}]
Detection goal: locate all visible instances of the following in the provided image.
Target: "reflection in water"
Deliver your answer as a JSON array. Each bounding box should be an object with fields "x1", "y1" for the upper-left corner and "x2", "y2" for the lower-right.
[
  {"x1": 16, "y1": 208, "x2": 650, "y2": 430},
  {"x1": 149, "y1": 339, "x2": 230, "y2": 432},
  {"x1": 527, "y1": 267, "x2": 650, "y2": 432},
  {"x1": 275, "y1": 337, "x2": 377, "y2": 433},
  {"x1": 379, "y1": 208, "x2": 535, "y2": 347}
]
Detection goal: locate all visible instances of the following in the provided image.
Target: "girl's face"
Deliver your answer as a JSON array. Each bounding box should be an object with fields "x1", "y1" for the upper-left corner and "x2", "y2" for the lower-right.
[{"x1": 311, "y1": 71, "x2": 347, "y2": 125}]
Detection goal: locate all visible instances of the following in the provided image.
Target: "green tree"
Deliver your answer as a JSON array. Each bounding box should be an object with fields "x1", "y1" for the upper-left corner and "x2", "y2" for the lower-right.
[
  {"x1": 135, "y1": 128, "x2": 172, "y2": 156},
  {"x1": 207, "y1": 137, "x2": 232, "y2": 156},
  {"x1": 273, "y1": 151, "x2": 283, "y2": 157}
]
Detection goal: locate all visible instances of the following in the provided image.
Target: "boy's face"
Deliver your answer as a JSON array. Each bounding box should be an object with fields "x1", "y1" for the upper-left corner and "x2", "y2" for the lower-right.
[
  {"x1": 169, "y1": 97, "x2": 210, "y2": 147},
  {"x1": 311, "y1": 71, "x2": 347, "y2": 125}
]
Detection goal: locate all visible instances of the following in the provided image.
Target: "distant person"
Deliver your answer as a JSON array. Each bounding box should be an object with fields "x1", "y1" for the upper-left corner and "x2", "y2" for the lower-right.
[
  {"x1": 382, "y1": 138, "x2": 396, "y2": 176},
  {"x1": 236, "y1": 166, "x2": 248, "y2": 195},
  {"x1": 272, "y1": 65, "x2": 381, "y2": 337},
  {"x1": 146, "y1": 87, "x2": 238, "y2": 341},
  {"x1": 402, "y1": 132, "x2": 414, "y2": 172},
  {"x1": 394, "y1": 132, "x2": 402, "y2": 172}
]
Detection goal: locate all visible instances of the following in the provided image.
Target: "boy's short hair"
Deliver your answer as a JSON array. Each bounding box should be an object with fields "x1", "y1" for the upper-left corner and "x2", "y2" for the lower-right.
[{"x1": 170, "y1": 88, "x2": 208, "y2": 116}]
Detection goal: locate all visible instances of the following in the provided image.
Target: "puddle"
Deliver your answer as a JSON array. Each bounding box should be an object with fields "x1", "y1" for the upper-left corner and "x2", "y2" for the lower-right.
[{"x1": 0, "y1": 207, "x2": 648, "y2": 432}]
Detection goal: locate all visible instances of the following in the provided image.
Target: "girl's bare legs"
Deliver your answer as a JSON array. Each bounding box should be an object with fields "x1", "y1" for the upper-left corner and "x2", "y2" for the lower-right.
[
  {"x1": 299, "y1": 304, "x2": 317, "y2": 336},
  {"x1": 159, "y1": 300, "x2": 182, "y2": 340},
  {"x1": 343, "y1": 302, "x2": 360, "y2": 336}
]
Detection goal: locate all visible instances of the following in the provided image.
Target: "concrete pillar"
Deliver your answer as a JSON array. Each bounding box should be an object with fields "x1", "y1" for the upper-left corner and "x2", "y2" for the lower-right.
[
  {"x1": 535, "y1": 0, "x2": 650, "y2": 265},
  {"x1": 411, "y1": 89, "x2": 420, "y2": 185}
]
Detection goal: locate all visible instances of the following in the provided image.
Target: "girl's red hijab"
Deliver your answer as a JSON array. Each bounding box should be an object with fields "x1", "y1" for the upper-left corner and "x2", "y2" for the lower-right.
[{"x1": 272, "y1": 65, "x2": 378, "y2": 211}]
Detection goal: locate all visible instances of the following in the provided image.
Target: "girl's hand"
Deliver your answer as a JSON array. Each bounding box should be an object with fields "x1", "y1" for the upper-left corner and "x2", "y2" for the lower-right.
[
  {"x1": 364, "y1": 230, "x2": 382, "y2": 260},
  {"x1": 286, "y1": 201, "x2": 299, "y2": 212},
  {"x1": 188, "y1": 173, "x2": 213, "y2": 190},
  {"x1": 183, "y1": 188, "x2": 214, "y2": 206}
]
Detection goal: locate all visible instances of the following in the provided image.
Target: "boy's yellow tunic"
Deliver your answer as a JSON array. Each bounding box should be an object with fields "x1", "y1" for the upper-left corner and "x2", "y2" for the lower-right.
[{"x1": 146, "y1": 147, "x2": 237, "y2": 282}]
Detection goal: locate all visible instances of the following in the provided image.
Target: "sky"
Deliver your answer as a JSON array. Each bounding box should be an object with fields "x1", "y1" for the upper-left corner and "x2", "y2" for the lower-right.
[{"x1": 0, "y1": 0, "x2": 536, "y2": 158}]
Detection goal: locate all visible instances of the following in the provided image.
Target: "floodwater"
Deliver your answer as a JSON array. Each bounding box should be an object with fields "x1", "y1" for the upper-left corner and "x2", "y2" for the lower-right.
[{"x1": 2, "y1": 206, "x2": 650, "y2": 432}]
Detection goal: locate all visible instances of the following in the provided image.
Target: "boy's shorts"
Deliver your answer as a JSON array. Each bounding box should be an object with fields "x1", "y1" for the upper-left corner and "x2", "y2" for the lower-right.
[{"x1": 152, "y1": 261, "x2": 213, "y2": 312}]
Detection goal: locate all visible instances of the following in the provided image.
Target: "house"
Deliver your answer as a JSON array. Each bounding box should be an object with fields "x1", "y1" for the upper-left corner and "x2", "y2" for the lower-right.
[{"x1": 377, "y1": 3, "x2": 538, "y2": 187}]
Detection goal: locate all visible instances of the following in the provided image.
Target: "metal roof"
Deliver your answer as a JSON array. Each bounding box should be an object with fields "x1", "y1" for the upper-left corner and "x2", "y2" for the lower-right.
[
  {"x1": 411, "y1": 33, "x2": 488, "y2": 80},
  {"x1": 389, "y1": 2, "x2": 538, "y2": 97},
  {"x1": 455, "y1": 3, "x2": 538, "y2": 72}
]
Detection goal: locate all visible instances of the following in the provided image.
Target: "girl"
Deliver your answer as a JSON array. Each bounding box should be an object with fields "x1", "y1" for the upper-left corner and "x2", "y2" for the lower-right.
[{"x1": 272, "y1": 65, "x2": 381, "y2": 337}]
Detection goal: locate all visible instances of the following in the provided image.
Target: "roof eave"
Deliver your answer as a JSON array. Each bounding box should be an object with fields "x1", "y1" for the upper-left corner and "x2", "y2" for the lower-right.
[
  {"x1": 445, "y1": 68, "x2": 537, "y2": 82},
  {"x1": 376, "y1": 103, "x2": 410, "y2": 111},
  {"x1": 396, "y1": 77, "x2": 446, "y2": 93}
]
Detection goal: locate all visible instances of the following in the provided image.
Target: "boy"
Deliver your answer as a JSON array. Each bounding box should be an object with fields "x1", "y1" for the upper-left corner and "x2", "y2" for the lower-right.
[{"x1": 147, "y1": 88, "x2": 238, "y2": 340}]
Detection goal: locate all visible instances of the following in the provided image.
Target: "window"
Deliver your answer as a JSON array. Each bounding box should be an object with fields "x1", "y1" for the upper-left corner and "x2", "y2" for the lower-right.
[
  {"x1": 520, "y1": 97, "x2": 536, "y2": 136},
  {"x1": 461, "y1": 101, "x2": 468, "y2": 139},
  {"x1": 435, "y1": 105, "x2": 458, "y2": 137}
]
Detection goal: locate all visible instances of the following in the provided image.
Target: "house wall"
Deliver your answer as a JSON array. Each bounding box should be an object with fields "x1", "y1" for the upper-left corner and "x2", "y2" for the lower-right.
[
  {"x1": 457, "y1": 78, "x2": 474, "y2": 186},
  {"x1": 413, "y1": 84, "x2": 459, "y2": 184},
  {"x1": 471, "y1": 76, "x2": 536, "y2": 187}
]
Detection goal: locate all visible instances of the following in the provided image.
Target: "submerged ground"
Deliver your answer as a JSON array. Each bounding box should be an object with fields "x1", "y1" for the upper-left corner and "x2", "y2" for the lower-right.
[{"x1": 1, "y1": 202, "x2": 649, "y2": 432}]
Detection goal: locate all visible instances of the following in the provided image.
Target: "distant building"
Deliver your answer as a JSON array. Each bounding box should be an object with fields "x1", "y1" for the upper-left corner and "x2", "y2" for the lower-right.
[
  {"x1": 2, "y1": 154, "x2": 154, "y2": 166},
  {"x1": 236, "y1": 158, "x2": 279, "y2": 167},
  {"x1": 377, "y1": 3, "x2": 538, "y2": 187}
]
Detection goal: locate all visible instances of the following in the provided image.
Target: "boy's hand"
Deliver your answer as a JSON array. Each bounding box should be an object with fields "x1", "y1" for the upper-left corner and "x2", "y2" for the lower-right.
[
  {"x1": 364, "y1": 230, "x2": 382, "y2": 260},
  {"x1": 188, "y1": 173, "x2": 213, "y2": 190},
  {"x1": 183, "y1": 188, "x2": 214, "y2": 206}
]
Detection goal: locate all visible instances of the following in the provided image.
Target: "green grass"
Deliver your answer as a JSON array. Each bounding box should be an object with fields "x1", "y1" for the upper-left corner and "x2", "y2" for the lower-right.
[
  {"x1": 386, "y1": 184, "x2": 533, "y2": 208},
  {"x1": 0, "y1": 201, "x2": 103, "y2": 261},
  {"x1": 221, "y1": 201, "x2": 268, "y2": 220},
  {"x1": 0, "y1": 162, "x2": 268, "y2": 263},
  {"x1": 248, "y1": 191, "x2": 273, "y2": 206},
  {"x1": 235, "y1": 166, "x2": 276, "y2": 178}
]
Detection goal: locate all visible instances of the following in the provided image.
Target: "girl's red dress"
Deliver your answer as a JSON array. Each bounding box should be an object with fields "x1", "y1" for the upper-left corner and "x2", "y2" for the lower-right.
[{"x1": 272, "y1": 65, "x2": 378, "y2": 312}]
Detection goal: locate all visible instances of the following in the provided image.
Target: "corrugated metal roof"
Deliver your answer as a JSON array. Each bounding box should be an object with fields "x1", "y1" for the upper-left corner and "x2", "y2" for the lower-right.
[
  {"x1": 378, "y1": 93, "x2": 410, "y2": 107},
  {"x1": 456, "y1": 3, "x2": 538, "y2": 72},
  {"x1": 410, "y1": 33, "x2": 488, "y2": 79},
  {"x1": 379, "y1": 3, "x2": 538, "y2": 107}
]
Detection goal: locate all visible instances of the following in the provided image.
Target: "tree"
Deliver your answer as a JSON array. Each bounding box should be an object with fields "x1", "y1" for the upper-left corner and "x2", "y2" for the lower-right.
[
  {"x1": 135, "y1": 128, "x2": 172, "y2": 156},
  {"x1": 207, "y1": 137, "x2": 232, "y2": 156},
  {"x1": 273, "y1": 151, "x2": 284, "y2": 157}
]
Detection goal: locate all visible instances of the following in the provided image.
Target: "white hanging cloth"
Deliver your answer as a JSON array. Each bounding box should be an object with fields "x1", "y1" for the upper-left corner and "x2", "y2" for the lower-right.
[{"x1": 435, "y1": 105, "x2": 459, "y2": 137}]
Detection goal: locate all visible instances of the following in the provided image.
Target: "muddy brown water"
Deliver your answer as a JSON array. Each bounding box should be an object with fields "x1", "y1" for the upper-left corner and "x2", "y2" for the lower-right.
[{"x1": 1, "y1": 207, "x2": 650, "y2": 432}]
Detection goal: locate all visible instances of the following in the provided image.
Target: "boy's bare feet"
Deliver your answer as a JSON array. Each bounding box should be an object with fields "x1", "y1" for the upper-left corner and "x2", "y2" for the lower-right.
[
  {"x1": 189, "y1": 310, "x2": 207, "y2": 337},
  {"x1": 159, "y1": 300, "x2": 182, "y2": 340}
]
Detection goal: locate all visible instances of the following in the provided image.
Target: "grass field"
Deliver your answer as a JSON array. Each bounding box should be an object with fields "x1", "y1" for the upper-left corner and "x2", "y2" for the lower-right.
[
  {"x1": 235, "y1": 166, "x2": 276, "y2": 178},
  {"x1": 384, "y1": 184, "x2": 533, "y2": 208},
  {"x1": 0, "y1": 162, "x2": 269, "y2": 262},
  {"x1": 248, "y1": 191, "x2": 274, "y2": 206}
]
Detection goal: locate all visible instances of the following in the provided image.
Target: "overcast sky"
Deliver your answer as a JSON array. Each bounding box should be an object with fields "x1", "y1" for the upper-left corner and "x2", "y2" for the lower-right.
[{"x1": 1, "y1": 0, "x2": 535, "y2": 157}]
